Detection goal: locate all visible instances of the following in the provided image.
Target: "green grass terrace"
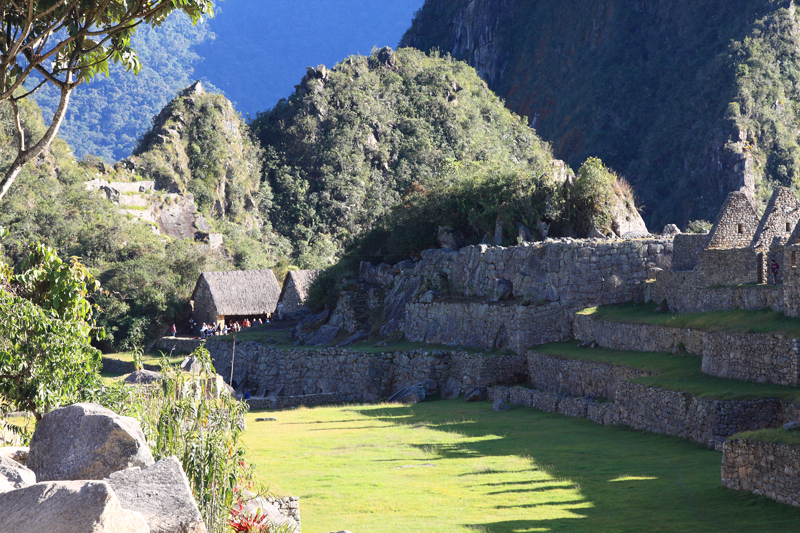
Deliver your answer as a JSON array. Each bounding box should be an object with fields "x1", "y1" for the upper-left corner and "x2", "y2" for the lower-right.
[
  {"x1": 534, "y1": 341, "x2": 800, "y2": 403},
  {"x1": 579, "y1": 302, "x2": 800, "y2": 338}
]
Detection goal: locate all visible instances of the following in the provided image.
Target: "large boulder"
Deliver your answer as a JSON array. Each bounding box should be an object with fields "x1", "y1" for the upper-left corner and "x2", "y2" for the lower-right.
[
  {"x1": 239, "y1": 491, "x2": 300, "y2": 531},
  {"x1": 440, "y1": 377, "x2": 461, "y2": 400},
  {"x1": 0, "y1": 454, "x2": 36, "y2": 493},
  {"x1": 305, "y1": 324, "x2": 341, "y2": 346},
  {"x1": 107, "y1": 456, "x2": 205, "y2": 533},
  {"x1": 125, "y1": 370, "x2": 163, "y2": 385},
  {"x1": 387, "y1": 383, "x2": 427, "y2": 404},
  {"x1": 0, "y1": 480, "x2": 149, "y2": 533},
  {"x1": 29, "y1": 403, "x2": 154, "y2": 482}
]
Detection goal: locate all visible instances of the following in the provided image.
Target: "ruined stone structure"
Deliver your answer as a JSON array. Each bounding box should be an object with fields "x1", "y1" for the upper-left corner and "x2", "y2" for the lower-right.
[
  {"x1": 277, "y1": 270, "x2": 320, "y2": 314},
  {"x1": 384, "y1": 237, "x2": 672, "y2": 350},
  {"x1": 652, "y1": 187, "x2": 800, "y2": 311},
  {"x1": 192, "y1": 270, "x2": 281, "y2": 326}
]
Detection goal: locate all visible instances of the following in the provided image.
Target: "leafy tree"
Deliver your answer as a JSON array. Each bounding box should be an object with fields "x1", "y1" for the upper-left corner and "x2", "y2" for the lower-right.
[
  {"x1": 0, "y1": 0, "x2": 214, "y2": 201},
  {"x1": 571, "y1": 157, "x2": 618, "y2": 236},
  {"x1": 0, "y1": 242, "x2": 102, "y2": 421}
]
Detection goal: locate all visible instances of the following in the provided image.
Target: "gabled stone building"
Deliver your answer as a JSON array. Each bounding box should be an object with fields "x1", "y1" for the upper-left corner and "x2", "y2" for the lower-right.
[
  {"x1": 752, "y1": 187, "x2": 800, "y2": 283},
  {"x1": 192, "y1": 270, "x2": 281, "y2": 326},
  {"x1": 278, "y1": 270, "x2": 320, "y2": 314}
]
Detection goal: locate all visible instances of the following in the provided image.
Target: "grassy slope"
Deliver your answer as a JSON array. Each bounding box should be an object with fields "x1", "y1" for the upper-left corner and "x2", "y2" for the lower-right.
[
  {"x1": 536, "y1": 341, "x2": 800, "y2": 402},
  {"x1": 581, "y1": 302, "x2": 800, "y2": 338},
  {"x1": 243, "y1": 401, "x2": 800, "y2": 533}
]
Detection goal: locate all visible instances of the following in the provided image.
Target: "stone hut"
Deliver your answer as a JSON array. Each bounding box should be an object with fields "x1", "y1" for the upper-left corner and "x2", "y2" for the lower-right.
[
  {"x1": 752, "y1": 187, "x2": 800, "y2": 283},
  {"x1": 706, "y1": 191, "x2": 760, "y2": 250},
  {"x1": 278, "y1": 270, "x2": 320, "y2": 314},
  {"x1": 192, "y1": 270, "x2": 281, "y2": 326},
  {"x1": 693, "y1": 191, "x2": 760, "y2": 285}
]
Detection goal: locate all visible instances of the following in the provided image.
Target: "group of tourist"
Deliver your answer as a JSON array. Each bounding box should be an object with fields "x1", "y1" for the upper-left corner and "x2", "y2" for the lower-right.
[{"x1": 192, "y1": 317, "x2": 268, "y2": 338}]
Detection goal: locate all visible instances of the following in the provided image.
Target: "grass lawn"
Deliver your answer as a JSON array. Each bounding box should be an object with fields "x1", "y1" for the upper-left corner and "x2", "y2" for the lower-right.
[
  {"x1": 581, "y1": 302, "x2": 800, "y2": 338},
  {"x1": 535, "y1": 341, "x2": 800, "y2": 402},
  {"x1": 104, "y1": 350, "x2": 185, "y2": 366},
  {"x1": 244, "y1": 400, "x2": 800, "y2": 533}
]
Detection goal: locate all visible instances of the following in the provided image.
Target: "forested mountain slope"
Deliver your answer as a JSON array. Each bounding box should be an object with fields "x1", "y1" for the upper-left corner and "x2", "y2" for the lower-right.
[{"x1": 402, "y1": 0, "x2": 800, "y2": 228}]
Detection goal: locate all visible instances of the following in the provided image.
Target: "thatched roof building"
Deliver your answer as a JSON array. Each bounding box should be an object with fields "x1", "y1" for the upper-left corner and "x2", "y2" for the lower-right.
[
  {"x1": 278, "y1": 270, "x2": 320, "y2": 313},
  {"x1": 192, "y1": 270, "x2": 281, "y2": 325}
]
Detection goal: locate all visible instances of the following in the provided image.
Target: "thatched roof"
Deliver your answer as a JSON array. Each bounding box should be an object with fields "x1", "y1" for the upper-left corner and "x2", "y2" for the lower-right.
[
  {"x1": 194, "y1": 270, "x2": 281, "y2": 316},
  {"x1": 278, "y1": 270, "x2": 320, "y2": 308}
]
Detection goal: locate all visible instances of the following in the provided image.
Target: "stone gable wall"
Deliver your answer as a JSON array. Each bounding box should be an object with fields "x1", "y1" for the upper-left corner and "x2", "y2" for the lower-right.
[
  {"x1": 192, "y1": 279, "x2": 217, "y2": 326},
  {"x1": 574, "y1": 314, "x2": 800, "y2": 386},
  {"x1": 706, "y1": 191, "x2": 759, "y2": 249},
  {"x1": 722, "y1": 439, "x2": 800, "y2": 507},
  {"x1": 752, "y1": 188, "x2": 800, "y2": 251},
  {"x1": 205, "y1": 340, "x2": 527, "y2": 403}
]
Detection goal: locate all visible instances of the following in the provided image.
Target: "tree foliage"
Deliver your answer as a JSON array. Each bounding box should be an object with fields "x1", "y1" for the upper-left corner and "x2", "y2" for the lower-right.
[
  {"x1": 0, "y1": 242, "x2": 101, "y2": 421},
  {"x1": 0, "y1": 0, "x2": 214, "y2": 201}
]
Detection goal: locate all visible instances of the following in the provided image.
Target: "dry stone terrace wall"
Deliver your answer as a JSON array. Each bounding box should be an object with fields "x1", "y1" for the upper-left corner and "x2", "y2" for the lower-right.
[
  {"x1": 407, "y1": 238, "x2": 672, "y2": 305},
  {"x1": 205, "y1": 340, "x2": 527, "y2": 403},
  {"x1": 404, "y1": 301, "x2": 569, "y2": 351},
  {"x1": 397, "y1": 237, "x2": 673, "y2": 349},
  {"x1": 526, "y1": 351, "x2": 652, "y2": 400},
  {"x1": 647, "y1": 270, "x2": 783, "y2": 314},
  {"x1": 722, "y1": 439, "x2": 800, "y2": 507},
  {"x1": 574, "y1": 314, "x2": 800, "y2": 386},
  {"x1": 671, "y1": 233, "x2": 708, "y2": 271}
]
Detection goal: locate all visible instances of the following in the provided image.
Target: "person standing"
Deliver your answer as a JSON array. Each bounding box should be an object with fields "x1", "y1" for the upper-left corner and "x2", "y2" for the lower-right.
[
  {"x1": 277, "y1": 302, "x2": 285, "y2": 321},
  {"x1": 771, "y1": 260, "x2": 780, "y2": 285},
  {"x1": 171, "y1": 323, "x2": 177, "y2": 337}
]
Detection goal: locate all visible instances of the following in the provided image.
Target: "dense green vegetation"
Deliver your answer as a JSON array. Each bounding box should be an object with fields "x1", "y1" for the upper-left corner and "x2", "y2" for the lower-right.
[
  {"x1": 244, "y1": 401, "x2": 800, "y2": 532},
  {"x1": 581, "y1": 302, "x2": 800, "y2": 338},
  {"x1": 403, "y1": 0, "x2": 800, "y2": 227},
  {"x1": 536, "y1": 341, "x2": 800, "y2": 402},
  {"x1": 252, "y1": 47, "x2": 563, "y2": 260}
]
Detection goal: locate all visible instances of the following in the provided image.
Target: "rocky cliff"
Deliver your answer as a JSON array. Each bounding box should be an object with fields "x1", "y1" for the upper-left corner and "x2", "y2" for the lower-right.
[{"x1": 402, "y1": 0, "x2": 800, "y2": 228}]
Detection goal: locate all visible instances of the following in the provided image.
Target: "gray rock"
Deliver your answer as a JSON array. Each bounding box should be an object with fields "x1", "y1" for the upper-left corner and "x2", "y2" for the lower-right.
[
  {"x1": 0, "y1": 446, "x2": 28, "y2": 466},
  {"x1": 0, "y1": 454, "x2": 36, "y2": 493},
  {"x1": 372, "y1": 340, "x2": 389, "y2": 348},
  {"x1": 29, "y1": 403, "x2": 154, "y2": 482},
  {"x1": 783, "y1": 421, "x2": 800, "y2": 431},
  {"x1": 437, "y1": 226, "x2": 464, "y2": 249},
  {"x1": 388, "y1": 383, "x2": 427, "y2": 404},
  {"x1": 336, "y1": 330, "x2": 368, "y2": 347},
  {"x1": 518, "y1": 224, "x2": 534, "y2": 242},
  {"x1": 440, "y1": 377, "x2": 461, "y2": 400},
  {"x1": 464, "y1": 387, "x2": 486, "y2": 402},
  {"x1": 419, "y1": 290, "x2": 437, "y2": 303},
  {"x1": 255, "y1": 417, "x2": 277, "y2": 422},
  {"x1": 662, "y1": 224, "x2": 681, "y2": 235},
  {"x1": 0, "y1": 480, "x2": 149, "y2": 533},
  {"x1": 537, "y1": 219, "x2": 549, "y2": 239},
  {"x1": 494, "y1": 219, "x2": 504, "y2": 246},
  {"x1": 588, "y1": 226, "x2": 606, "y2": 239},
  {"x1": 492, "y1": 398, "x2": 508, "y2": 412},
  {"x1": 180, "y1": 356, "x2": 201, "y2": 373},
  {"x1": 125, "y1": 370, "x2": 162, "y2": 385},
  {"x1": 239, "y1": 490, "x2": 299, "y2": 531},
  {"x1": 107, "y1": 456, "x2": 205, "y2": 533},
  {"x1": 305, "y1": 325, "x2": 341, "y2": 346},
  {"x1": 490, "y1": 279, "x2": 513, "y2": 302}
]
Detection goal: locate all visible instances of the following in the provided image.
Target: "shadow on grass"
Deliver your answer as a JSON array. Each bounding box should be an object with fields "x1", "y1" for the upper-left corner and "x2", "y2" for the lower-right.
[{"x1": 352, "y1": 400, "x2": 800, "y2": 533}]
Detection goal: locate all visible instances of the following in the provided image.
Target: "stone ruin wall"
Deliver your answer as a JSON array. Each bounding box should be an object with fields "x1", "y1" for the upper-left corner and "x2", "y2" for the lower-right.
[
  {"x1": 574, "y1": 314, "x2": 800, "y2": 387},
  {"x1": 671, "y1": 233, "x2": 707, "y2": 271},
  {"x1": 647, "y1": 270, "x2": 783, "y2": 314},
  {"x1": 492, "y1": 352, "x2": 795, "y2": 449},
  {"x1": 399, "y1": 237, "x2": 673, "y2": 349},
  {"x1": 722, "y1": 439, "x2": 800, "y2": 507},
  {"x1": 205, "y1": 340, "x2": 527, "y2": 403}
]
